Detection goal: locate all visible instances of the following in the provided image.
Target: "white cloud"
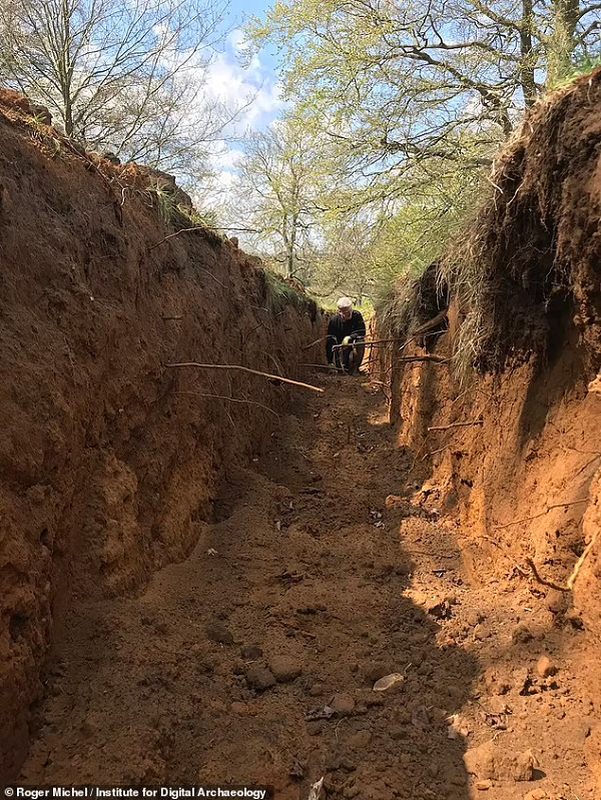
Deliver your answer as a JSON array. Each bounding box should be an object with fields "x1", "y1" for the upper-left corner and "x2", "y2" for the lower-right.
[
  {"x1": 211, "y1": 148, "x2": 245, "y2": 170},
  {"x1": 192, "y1": 31, "x2": 284, "y2": 210},
  {"x1": 202, "y1": 41, "x2": 283, "y2": 134}
]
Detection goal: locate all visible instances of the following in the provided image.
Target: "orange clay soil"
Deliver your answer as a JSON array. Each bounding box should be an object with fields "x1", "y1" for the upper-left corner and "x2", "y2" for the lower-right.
[{"x1": 18, "y1": 374, "x2": 599, "y2": 800}]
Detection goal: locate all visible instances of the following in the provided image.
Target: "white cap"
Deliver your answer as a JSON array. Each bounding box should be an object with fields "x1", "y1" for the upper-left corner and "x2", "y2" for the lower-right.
[{"x1": 336, "y1": 296, "x2": 352, "y2": 310}]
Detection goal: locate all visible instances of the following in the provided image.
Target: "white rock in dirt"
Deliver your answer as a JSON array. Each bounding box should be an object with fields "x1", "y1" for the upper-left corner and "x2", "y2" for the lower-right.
[
  {"x1": 447, "y1": 714, "x2": 470, "y2": 739},
  {"x1": 307, "y1": 777, "x2": 324, "y2": 800},
  {"x1": 373, "y1": 673, "x2": 405, "y2": 692}
]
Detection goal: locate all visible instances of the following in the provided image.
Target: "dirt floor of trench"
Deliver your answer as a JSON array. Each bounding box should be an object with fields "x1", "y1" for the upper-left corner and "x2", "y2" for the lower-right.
[{"x1": 18, "y1": 373, "x2": 599, "y2": 800}]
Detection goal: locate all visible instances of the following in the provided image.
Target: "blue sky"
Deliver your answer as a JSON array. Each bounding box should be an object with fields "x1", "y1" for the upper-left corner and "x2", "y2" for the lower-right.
[
  {"x1": 199, "y1": 0, "x2": 283, "y2": 204},
  {"x1": 216, "y1": 0, "x2": 283, "y2": 130}
]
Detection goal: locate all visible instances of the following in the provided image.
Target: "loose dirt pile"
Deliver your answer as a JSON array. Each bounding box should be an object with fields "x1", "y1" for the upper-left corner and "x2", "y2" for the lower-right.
[
  {"x1": 0, "y1": 91, "x2": 319, "y2": 780},
  {"x1": 18, "y1": 375, "x2": 598, "y2": 799}
]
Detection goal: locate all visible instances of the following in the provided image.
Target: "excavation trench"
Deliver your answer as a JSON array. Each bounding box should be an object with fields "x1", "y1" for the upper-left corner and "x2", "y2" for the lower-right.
[{"x1": 18, "y1": 374, "x2": 597, "y2": 800}]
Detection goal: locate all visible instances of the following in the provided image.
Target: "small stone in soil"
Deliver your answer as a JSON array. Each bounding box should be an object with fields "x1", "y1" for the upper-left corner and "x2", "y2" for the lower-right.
[
  {"x1": 486, "y1": 696, "x2": 510, "y2": 715},
  {"x1": 536, "y1": 655, "x2": 557, "y2": 678},
  {"x1": 545, "y1": 589, "x2": 566, "y2": 614},
  {"x1": 513, "y1": 749, "x2": 537, "y2": 781},
  {"x1": 269, "y1": 655, "x2": 302, "y2": 682},
  {"x1": 466, "y1": 611, "x2": 485, "y2": 627},
  {"x1": 349, "y1": 730, "x2": 372, "y2": 749},
  {"x1": 331, "y1": 693, "x2": 355, "y2": 714},
  {"x1": 513, "y1": 667, "x2": 532, "y2": 694},
  {"x1": 230, "y1": 702, "x2": 255, "y2": 715},
  {"x1": 485, "y1": 667, "x2": 511, "y2": 696},
  {"x1": 205, "y1": 620, "x2": 234, "y2": 645},
  {"x1": 512, "y1": 624, "x2": 534, "y2": 644},
  {"x1": 245, "y1": 665, "x2": 276, "y2": 691},
  {"x1": 241, "y1": 644, "x2": 263, "y2": 660},
  {"x1": 474, "y1": 624, "x2": 491, "y2": 641},
  {"x1": 524, "y1": 790, "x2": 547, "y2": 800},
  {"x1": 306, "y1": 721, "x2": 324, "y2": 736}
]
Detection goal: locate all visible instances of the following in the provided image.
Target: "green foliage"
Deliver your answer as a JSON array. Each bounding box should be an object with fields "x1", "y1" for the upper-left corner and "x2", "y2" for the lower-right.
[
  {"x1": 264, "y1": 266, "x2": 309, "y2": 313},
  {"x1": 549, "y1": 54, "x2": 601, "y2": 89},
  {"x1": 146, "y1": 182, "x2": 219, "y2": 232},
  {"x1": 148, "y1": 182, "x2": 179, "y2": 225},
  {"x1": 178, "y1": 205, "x2": 219, "y2": 230},
  {"x1": 235, "y1": 118, "x2": 330, "y2": 279},
  {"x1": 371, "y1": 167, "x2": 486, "y2": 301},
  {"x1": 243, "y1": 0, "x2": 600, "y2": 306}
]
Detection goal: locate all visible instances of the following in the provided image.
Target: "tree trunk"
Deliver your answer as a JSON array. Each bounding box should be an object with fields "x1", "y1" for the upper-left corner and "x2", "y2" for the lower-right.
[
  {"x1": 547, "y1": 0, "x2": 580, "y2": 85},
  {"x1": 288, "y1": 213, "x2": 297, "y2": 276},
  {"x1": 520, "y1": 0, "x2": 537, "y2": 107},
  {"x1": 59, "y1": 0, "x2": 74, "y2": 136}
]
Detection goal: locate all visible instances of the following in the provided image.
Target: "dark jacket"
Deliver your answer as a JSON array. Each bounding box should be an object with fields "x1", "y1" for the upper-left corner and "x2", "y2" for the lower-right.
[{"x1": 326, "y1": 310, "x2": 366, "y2": 363}]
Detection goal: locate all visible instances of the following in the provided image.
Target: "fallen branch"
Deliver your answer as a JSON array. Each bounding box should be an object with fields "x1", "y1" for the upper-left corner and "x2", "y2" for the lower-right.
[
  {"x1": 494, "y1": 498, "x2": 589, "y2": 530},
  {"x1": 213, "y1": 226, "x2": 262, "y2": 233},
  {"x1": 165, "y1": 362, "x2": 324, "y2": 393},
  {"x1": 411, "y1": 309, "x2": 448, "y2": 337},
  {"x1": 398, "y1": 329, "x2": 446, "y2": 353},
  {"x1": 399, "y1": 355, "x2": 449, "y2": 364},
  {"x1": 567, "y1": 528, "x2": 600, "y2": 590},
  {"x1": 330, "y1": 339, "x2": 394, "y2": 351},
  {"x1": 422, "y1": 445, "x2": 450, "y2": 461},
  {"x1": 302, "y1": 335, "x2": 331, "y2": 350},
  {"x1": 428, "y1": 420, "x2": 483, "y2": 432},
  {"x1": 525, "y1": 558, "x2": 569, "y2": 592},
  {"x1": 478, "y1": 535, "x2": 531, "y2": 578},
  {"x1": 173, "y1": 391, "x2": 279, "y2": 418},
  {"x1": 149, "y1": 226, "x2": 206, "y2": 248},
  {"x1": 521, "y1": 526, "x2": 599, "y2": 593}
]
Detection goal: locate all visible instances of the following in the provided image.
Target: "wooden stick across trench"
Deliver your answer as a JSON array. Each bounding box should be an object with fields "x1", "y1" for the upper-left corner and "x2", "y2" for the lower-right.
[{"x1": 165, "y1": 362, "x2": 324, "y2": 393}]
